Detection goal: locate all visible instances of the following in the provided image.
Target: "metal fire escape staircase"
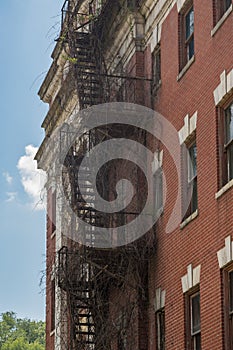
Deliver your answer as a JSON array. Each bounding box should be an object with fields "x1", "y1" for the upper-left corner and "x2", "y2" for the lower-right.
[
  {"x1": 57, "y1": 2, "x2": 154, "y2": 349},
  {"x1": 58, "y1": 5, "x2": 112, "y2": 348}
]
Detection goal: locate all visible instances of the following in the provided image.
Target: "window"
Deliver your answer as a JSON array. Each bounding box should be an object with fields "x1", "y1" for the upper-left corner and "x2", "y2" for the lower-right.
[
  {"x1": 152, "y1": 45, "x2": 161, "y2": 91},
  {"x1": 179, "y1": 1, "x2": 194, "y2": 70},
  {"x1": 223, "y1": 268, "x2": 233, "y2": 349},
  {"x1": 183, "y1": 140, "x2": 198, "y2": 219},
  {"x1": 52, "y1": 190, "x2": 56, "y2": 233},
  {"x1": 213, "y1": 0, "x2": 232, "y2": 24},
  {"x1": 185, "y1": 290, "x2": 201, "y2": 350},
  {"x1": 156, "y1": 308, "x2": 165, "y2": 350},
  {"x1": 154, "y1": 167, "x2": 163, "y2": 217},
  {"x1": 225, "y1": 103, "x2": 233, "y2": 182},
  {"x1": 50, "y1": 279, "x2": 55, "y2": 332},
  {"x1": 219, "y1": 102, "x2": 233, "y2": 187}
]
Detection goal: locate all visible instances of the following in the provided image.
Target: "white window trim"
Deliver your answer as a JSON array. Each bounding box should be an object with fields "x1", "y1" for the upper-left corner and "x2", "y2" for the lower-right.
[
  {"x1": 181, "y1": 263, "x2": 201, "y2": 293},
  {"x1": 215, "y1": 178, "x2": 233, "y2": 199}
]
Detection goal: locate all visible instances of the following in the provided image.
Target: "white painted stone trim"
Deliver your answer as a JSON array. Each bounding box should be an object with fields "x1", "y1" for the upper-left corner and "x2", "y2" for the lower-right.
[
  {"x1": 177, "y1": 0, "x2": 190, "y2": 13},
  {"x1": 213, "y1": 69, "x2": 233, "y2": 106},
  {"x1": 181, "y1": 263, "x2": 201, "y2": 293},
  {"x1": 178, "y1": 111, "x2": 197, "y2": 145},
  {"x1": 215, "y1": 178, "x2": 233, "y2": 199},
  {"x1": 217, "y1": 236, "x2": 233, "y2": 268},
  {"x1": 154, "y1": 287, "x2": 166, "y2": 311}
]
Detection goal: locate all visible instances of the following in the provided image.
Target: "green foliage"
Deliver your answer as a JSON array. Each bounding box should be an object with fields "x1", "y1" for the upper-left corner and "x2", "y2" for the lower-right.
[{"x1": 0, "y1": 312, "x2": 45, "y2": 350}]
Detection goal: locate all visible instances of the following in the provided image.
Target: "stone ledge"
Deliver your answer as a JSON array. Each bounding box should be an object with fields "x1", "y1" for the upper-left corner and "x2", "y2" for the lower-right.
[
  {"x1": 177, "y1": 55, "x2": 195, "y2": 81},
  {"x1": 211, "y1": 5, "x2": 232, "y2": 37},
  {"x1": 180, "y1": 209, "x2": 198, "y2": 229},
  {"x1": 215, "y1": 178, "x2": 233, "y2": 199}
]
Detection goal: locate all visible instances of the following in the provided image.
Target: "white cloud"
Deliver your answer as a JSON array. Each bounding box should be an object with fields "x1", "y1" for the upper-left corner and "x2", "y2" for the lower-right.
[
  {"x1": 17, "y1": 145, "x2": 47, "y2": 210},
  {"x1": 3, "y1": 172, "x2": 13, "y2": 185},
  {"x1": 6, "y1": 192, "x2": 17, "y2": 202}
]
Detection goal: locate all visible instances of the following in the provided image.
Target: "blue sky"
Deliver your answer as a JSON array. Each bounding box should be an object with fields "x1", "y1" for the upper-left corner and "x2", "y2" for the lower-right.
[{"x1": 0, "y1": 0, "x2": 64, "y2": 321}]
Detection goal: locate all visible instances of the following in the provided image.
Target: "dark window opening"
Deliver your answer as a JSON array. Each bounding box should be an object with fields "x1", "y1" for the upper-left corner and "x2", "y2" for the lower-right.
[
  {"x1": 156, "y1": 308, "x2": 165, "y2": 350},
  {"x1": 223, "y1": 268, "x2": 233, "y2": 350},
  {"x1": 183, "y1": 140, "x2": 198, "y2": 220},
  {"x1": 51, "y1": 279, "x2": 55, "y2": 332},
  {"x1": 213, "y1": 0, "x2": 232, "y2": 25},
  {"x1": 218, "y1": 102, "x2": 233, "y2": 188},
  {"x1": 152, "y1": 45, "x2": 161, "y2": 92}
]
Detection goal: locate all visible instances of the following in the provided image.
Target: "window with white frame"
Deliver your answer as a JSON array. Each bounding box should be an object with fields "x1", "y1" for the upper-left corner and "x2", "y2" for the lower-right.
[
  {"x1": 224, "y1": 102, "x2": 233, "y2": 182},
  {"x1": 179, "y1": 0, "x2": 194, "y2": 70},
  {"x1": 185, "y1": 289, "x2": 201, "y2": 350}
]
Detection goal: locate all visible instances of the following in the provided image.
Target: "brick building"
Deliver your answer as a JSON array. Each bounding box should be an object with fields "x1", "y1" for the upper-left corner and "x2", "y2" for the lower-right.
[{"x1": 36, "y1": 0, "x2": 233, "y2": 349}]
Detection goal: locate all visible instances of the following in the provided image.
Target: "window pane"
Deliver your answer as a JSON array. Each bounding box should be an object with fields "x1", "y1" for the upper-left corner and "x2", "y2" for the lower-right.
[
  {"x1": 191, "y1": 293, "x2": 200, "y2": 334},
  {"x1": 225, "y1": 0, "x2": 231, "y2": 11},
  {"x1": 230, "y1": 271, "x2": 233, "y2": 313},
  {"x1": 225, "y1": 103, "x2": 233, "y2": 144},
  {"x1": 186, "y1": 7, "x2": 194, "y2": 39},
  {"x1": 156, "y1": 310, "x2": 165, "y2": 350},
  {"x1": 189, "y1": 143, "x2": 197, "y2": 180},
  {"x1": 194, "y1": 333, "x2": 201, "y2": 350},
  {"x1": 228, "y1": 144, "x2": 233, "y2": 181},
  {"x1": 153, "y1": 47, "x2": 161, "y2": 88},
  {"x1": 191, "y1": 177, "x2": 198, "y2": 212},
  {"x1": 187, "y1": 37, "x2": 194, "y2": 60}
]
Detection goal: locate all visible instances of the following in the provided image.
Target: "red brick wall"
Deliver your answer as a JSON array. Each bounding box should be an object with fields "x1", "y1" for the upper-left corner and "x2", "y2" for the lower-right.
[{"x1": 146, "y1": 1, "x2": 233, "y2": 350}]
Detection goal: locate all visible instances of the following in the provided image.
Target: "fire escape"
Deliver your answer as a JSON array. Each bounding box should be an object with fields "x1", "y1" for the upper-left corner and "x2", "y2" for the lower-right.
[{"x1": 57, "y1": 1, "x2": 154, "y2": 349}]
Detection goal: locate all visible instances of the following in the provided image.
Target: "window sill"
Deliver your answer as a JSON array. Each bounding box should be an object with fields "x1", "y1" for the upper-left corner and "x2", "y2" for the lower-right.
[
  {"x1": 50, "y1": 330, "x2": 55, "y2": 337},
  {"x1": 211, "y1": 5, "x2": 232, "y2": 37},
  {"x1": 180, "y1": 209, "x2": 198, "y2": 229},
  {"x1": 177, "y1": 55, "x2": 195, "y2": 81},
  {"x1": 215, "y1": 178, "x2": 233, "y2": 199}
]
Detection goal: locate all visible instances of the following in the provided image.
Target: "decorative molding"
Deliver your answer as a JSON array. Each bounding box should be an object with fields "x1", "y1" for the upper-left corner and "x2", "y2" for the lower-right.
[
  {"x1": 154, "y1": 287, "x2": 166, "y2": 311},
  {"x1": 181, "y1": 263, "x2": 201, "y2": 293},
  {"x1": 213, "y1": 69, "x2": 233, "y2": 106},
  {"x1": 178, "y1": 111, "x2": 197, "y2": 144},
  {"x1": 217, "y1": 236, "x2": 233, "y2": 268}
]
